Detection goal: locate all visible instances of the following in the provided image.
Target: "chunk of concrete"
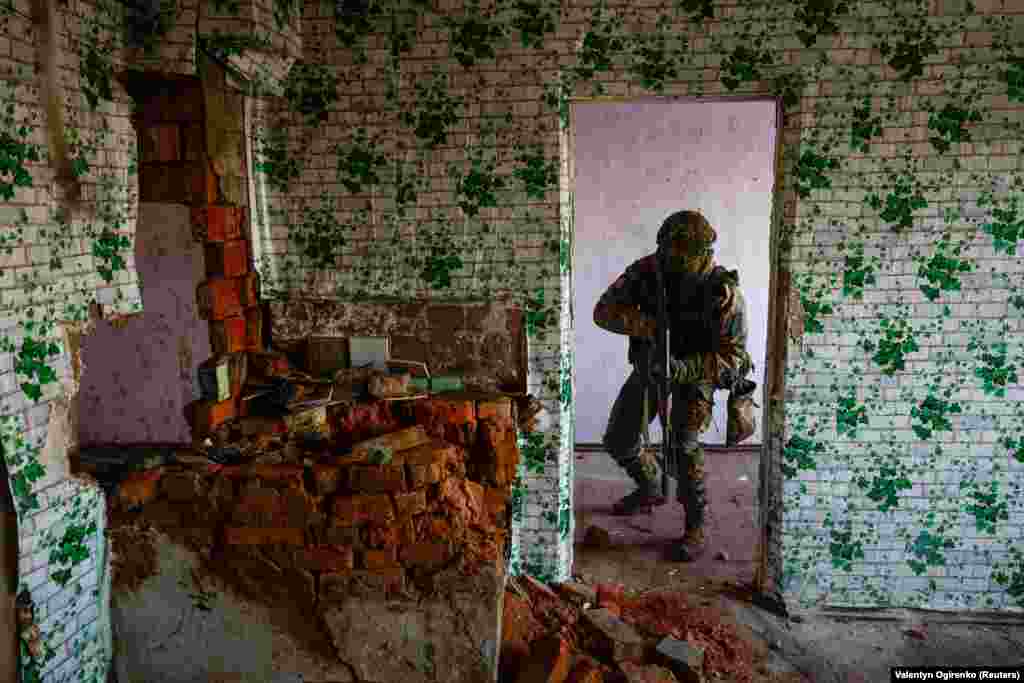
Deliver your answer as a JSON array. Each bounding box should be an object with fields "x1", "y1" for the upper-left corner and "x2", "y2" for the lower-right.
[
  {"x1": 620, "y1": 662, "x2": 679, "y2": 683},
  {"x1": 556, "y1": 580, "x2": 597, "y2": 608},
  {"x1": 654, "y1": 636, "x2": 704, "y2": 683},
  {"x1": 580, "y1": 608, "x2": 647, "y2": 664}
]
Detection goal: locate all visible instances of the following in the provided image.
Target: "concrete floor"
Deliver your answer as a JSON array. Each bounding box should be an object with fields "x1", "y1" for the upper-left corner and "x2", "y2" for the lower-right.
[{"x1": 573, "y1": 448, "x2": 1024, "y2": 683}]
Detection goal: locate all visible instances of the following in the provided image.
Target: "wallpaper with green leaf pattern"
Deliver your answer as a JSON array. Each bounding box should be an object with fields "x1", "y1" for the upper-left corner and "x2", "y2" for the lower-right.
[
  {"x1": 3, "y1": 0, "x2": 1024, "y2": 629},
  {"x1": 245, "y1": 0, "x2": 1024, "y2": 607}
]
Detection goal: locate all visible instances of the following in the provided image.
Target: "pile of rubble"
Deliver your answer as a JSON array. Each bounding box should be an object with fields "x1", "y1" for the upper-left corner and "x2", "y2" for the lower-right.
[{"x1": 500, "y1": 574, "x2": 804, "y2": 683}]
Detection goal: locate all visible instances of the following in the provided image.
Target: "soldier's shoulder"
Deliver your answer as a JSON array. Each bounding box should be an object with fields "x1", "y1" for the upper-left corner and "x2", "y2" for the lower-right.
[
  {"x1": 709, "y1": 265, "x2": 740, "y2": 287},
  {"x1": 633, "y1": 253, "x2": 660, "y2": 274}
]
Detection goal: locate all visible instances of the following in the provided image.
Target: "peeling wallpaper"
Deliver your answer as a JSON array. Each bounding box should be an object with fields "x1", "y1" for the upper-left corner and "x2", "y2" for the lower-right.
[{"x1": 2, "y1": 3, "x2": 1024, "y2": 681}]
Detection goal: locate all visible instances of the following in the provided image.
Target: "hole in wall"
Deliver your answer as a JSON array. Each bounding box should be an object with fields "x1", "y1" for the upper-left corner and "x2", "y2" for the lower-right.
[{"x1": 568, "y1": 97, "x2": 780, "y2": 590}]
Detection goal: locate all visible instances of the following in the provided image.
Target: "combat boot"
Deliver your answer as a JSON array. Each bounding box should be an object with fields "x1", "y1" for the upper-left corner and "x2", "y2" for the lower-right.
[
  {"x1": 667, "y1": 444, "x2": 708, "y2": 561},
  {"x1": 611, "y1": 457, "x2": 665, "y2": 515}
]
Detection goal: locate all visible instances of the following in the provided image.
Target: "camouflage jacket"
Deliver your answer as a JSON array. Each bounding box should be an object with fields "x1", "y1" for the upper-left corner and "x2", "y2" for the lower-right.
[{"x1": 593, "y1": 253, "x2": 753, "y2": 392}]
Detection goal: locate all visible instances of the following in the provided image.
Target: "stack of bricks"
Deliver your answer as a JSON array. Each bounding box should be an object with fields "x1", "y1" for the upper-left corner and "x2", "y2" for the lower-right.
[
  {"x1": 188, "y1": 204, "x2": 262, "y2": 437},
  {"x1": 108, "y1": 394, "x2": 520, "y2": 609},
  {"x1": 126, "y1": 69, "x2": 260, "y2": 443}
]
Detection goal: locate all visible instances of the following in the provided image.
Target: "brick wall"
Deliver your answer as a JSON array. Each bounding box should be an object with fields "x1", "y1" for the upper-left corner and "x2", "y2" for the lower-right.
[
  {"x1": 106, "y1": 394, "x2": 518, "y2": 679},
  {"x1": 239, "y1": 0, "x2": 1024, "y2": 608}
]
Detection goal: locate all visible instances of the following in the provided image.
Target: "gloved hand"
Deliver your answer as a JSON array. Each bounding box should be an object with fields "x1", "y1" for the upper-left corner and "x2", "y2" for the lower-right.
[{"x1": 651, "y1": 354, "x2": 705, "y2": 385}]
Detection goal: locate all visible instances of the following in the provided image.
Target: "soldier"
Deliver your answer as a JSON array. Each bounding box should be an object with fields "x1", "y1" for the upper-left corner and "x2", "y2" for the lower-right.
[{"x1": 593, "y1": 210, "x2": 754, "y2": 562}]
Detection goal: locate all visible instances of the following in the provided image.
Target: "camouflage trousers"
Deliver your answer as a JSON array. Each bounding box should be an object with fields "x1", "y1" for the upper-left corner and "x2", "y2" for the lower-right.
[{"x1": 601, "y1": 368, "x2": 712, "y2": 531}]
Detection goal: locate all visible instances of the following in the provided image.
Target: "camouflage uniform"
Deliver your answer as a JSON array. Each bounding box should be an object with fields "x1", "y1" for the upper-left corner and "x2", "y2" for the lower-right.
[{"x1": 593, "y1": 210, "x2": 753, "y2": 559}]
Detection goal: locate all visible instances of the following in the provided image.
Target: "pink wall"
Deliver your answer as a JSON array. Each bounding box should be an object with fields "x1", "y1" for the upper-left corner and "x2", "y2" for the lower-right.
[
  {"x1": 77, "y1": 203, "x2": 211, "y2": 446},
  {"x1": 573, "y1": 99, "x2": 777, "y2": 446}
]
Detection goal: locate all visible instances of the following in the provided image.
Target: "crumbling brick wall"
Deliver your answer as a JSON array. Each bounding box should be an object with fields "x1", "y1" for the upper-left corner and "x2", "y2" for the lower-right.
[{"x1": 107, "y1": 394, "x2": 519, "y2": 681}]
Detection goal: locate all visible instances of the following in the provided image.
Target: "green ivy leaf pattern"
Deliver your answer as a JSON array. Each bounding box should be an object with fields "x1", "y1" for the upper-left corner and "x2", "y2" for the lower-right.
[
  {"x1": 253, "y1": 127, "x2": 302, "y2": 194},
  {"x1": 721, "y1": 45, "x2": 773, "y2": 91},
  {"x1": 850, "y1": 96, "x2": 882, "y2": 153},
  {"x1": 855, "y1": 462, "x2": 912, "y2": 513},
  {"x1": 0, "y1": 85, "x2": 41, "y2": 201},
  {"x1": 781, "y1": 435, "x2": 825, "y2": 478},
  {"x1": 335, "y1": 128, "x2": 387, "y2": 194},
  {"x1": 841, "y1": 242, "x2": 877, "y2": 300},
  {"x1": 446, "y1": 5, "x2": 507, "y2": 68},
  {"x1": 916, "y1": 235, "x2": 972, "y2": 302},
  {"x1": 794, "y1": 0, "x2": 849, "y2": 48},
  {"x1": 870, "y1": 317, "x2": 919, "y2": 375},
  {"x1": 992, "y1": 547, "x2": 1024, "y2": 606},
  {"x1": 513, "y1": 146, "x2": 557, "y2": 200},
  {"x1": 675, "y1": 0, "x2": 713, "y2": 21},
  {"x1": 510, "y1": 0, "x2": 557, "y2": 50},
  {"x1": 519, "y1": 431, "x2": 551, "y2": 474},
  {"x1": 867, "y1": 176, "x2": 928, "y2": 232},
  {"x1": 907, "y1": 529, "x2": 955, "y2": 576},
  {"x1": 1002, "y1": 56, "x2": 1024, "y2": 103},
  {"x1": 835, "y1": 392, "x2": 868, "y2": 438},
  {"x1": 911, "y1": 394, "x2": 961, "y2": 440},
  {"x1": 980, "y1": 195, "x2": 1024, "y2": 256},
  {"x1": 961, "y1": 480, "x2": 1009, "y2": 535},
  {"x1": 968, "y1": 340, "x2": 1018, "y2": 398},
  {"x1": 628, "y1": 15, "x2": 688, "y2": 94},
  {"x1": 400, "y1": 69, "x2": 462, "y2": 148},
  {"x1": 795, "y1": 149, "x2": 840, "y2": 199},
  {"x1": 451, "y1": 154, "x2": 506, "y2": 218},
  {"x1": 828, "y1": 522, "x2": 865, "y2": 571},
  {"x1": 876, "y1": 26, "x2": 938, "y2": 81},
  {"x1": 283, "y1": 62, "x2": 339, "y2": 126},
  {"x1": 333, "y1": 0, "x2": 380, "y2": 62},
  {"x1": 926, "y1": 103, "x2": 983, "y2": 154},
  {"x1": 287, "y1": 194, "x2": 351, "y2": 270}
]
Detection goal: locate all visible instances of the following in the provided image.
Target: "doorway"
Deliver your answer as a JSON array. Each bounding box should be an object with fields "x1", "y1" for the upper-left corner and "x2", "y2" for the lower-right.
[{"x1": 569, "y1": 98, "x2": 779, "y2": 586}]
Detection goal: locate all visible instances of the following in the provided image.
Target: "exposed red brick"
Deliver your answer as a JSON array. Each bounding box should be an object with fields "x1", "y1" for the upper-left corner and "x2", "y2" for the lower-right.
[
  {"x1": 197, "y1": 277, "x2": 243, "y2": 320},
  {"x1": 399, "y1": 541, "x2": 452, "y2": 568},
  {"x1": 238, "y1": 272, "x2": 260, "y2": 308},
  {"x1": 205, "y1": 239, "x2": 249, "y2": 278},
  {"x1": 325, "y1": 525, "x2": 359, "y2": 547},
  {"x1": 187, "y1": 398, "x2": 237, "y2": 436},
  {"x1": 566, "y1": 656, "x2": 607, "y2": 683},
  {"x1": 248, "y1": 351, "x2": 290, "y2": 377},
  {"x1": 392, "y1": 489, "x2": 427, "y2": 518},
  {"x1": 362, "y1": 547, "x2": 399, "y2": 570},
  {"x1": 401, "y1": 439, "x2": 460, "y2": 466},
  {"x1": 364, "y1": 522, "x2": 400, "y2": 550},
  {"x1": 232, "y1": 489, "x2": 283, "y2": 526},
  {"x1": 514, "y1": 635, "x2": 572, "y2": 683},
  {"x1": 332, "y1": 494, "x2": 394, "y2": 526},
  {"x1": 407, "y1": 462, "x2": 444, "y2": 488},
  {"x1": 484, "y1": 487, "x2": 508, "y2": 524},
  {"x1": 224, "y1": 528, "x2": 304, "y2": 545},
  {"x1": 312, "y1": 465, "x2": 344, "y2": 496},
  {"x1": 296, "y1": 546, "x2": 355, "y2": 572},
  {"x1": 477, "y1": 397, "x2": 514, "y2": 424},
  {"x1": 210, "y1": 315, "x2": 247, "y2": 354},
  {"x1": 161, "y1": 471, "x2": 204, "y2": 502},
  {"x1": 349, "y1": 464, "x2": 406, "y2": 493},
  {"x1": 244, "y1": 306, "x2": 263, "y2": 351},
  {"x1": 440, "y1": 478, "x2": 485, "y2": 527},
  {"x1": 181, "y1": 124, "x2": 205, "y2": 161},
  {"x1": 118, "y1": 469, "x2": 163, "y2": 509},
  {"x1": 414, "y1": 399, "x2": 477, "y2": 446},
  {"x1": 190, "y1": 160, "x2": 219, "y2": 205},
  {"x1": 249, "y1": 464, "x2": 304, "y2": 486},
  {"x1": 141, "y1": 124, "x2": 180, "y2": 163}
]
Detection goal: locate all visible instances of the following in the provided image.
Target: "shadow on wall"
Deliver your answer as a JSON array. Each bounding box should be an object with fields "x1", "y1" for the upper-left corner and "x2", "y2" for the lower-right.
[{"x1": 77, "y1": 203, "x2": 211, "y2": 446}]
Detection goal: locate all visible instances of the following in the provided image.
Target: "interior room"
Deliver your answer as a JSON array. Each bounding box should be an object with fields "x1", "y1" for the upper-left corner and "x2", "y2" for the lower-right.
[{"x1": 2, "y1": 1, "x2": 1024, "y2": 682}]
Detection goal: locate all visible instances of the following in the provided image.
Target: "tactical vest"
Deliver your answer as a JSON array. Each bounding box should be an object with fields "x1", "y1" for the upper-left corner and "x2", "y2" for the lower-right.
[{"x1": 628, "y1": 265, "x2": 735, "y2": 367}]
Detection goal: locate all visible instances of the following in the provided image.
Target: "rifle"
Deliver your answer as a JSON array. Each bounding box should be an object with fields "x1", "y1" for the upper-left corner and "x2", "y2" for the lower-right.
[{"x1": 653, "y1": 245, "x2": 672, "y2": 498}]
